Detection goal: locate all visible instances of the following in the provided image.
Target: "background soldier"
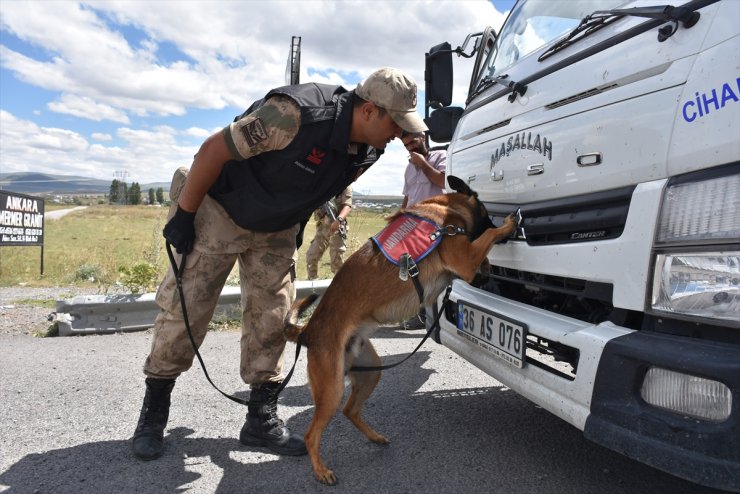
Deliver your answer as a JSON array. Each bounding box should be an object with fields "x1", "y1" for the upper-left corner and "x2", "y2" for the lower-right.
[{"x1": 305, "y1": 185, "x2": 352, "y2": 279}]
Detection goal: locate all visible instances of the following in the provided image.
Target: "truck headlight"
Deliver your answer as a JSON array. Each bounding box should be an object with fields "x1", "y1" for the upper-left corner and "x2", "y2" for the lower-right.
[
  {"x1": 651, "y1": 169, "x2": 739, "y2": 324},
  {"x1": 652, "y1": 253, "x2": 739, "y2": 323}
]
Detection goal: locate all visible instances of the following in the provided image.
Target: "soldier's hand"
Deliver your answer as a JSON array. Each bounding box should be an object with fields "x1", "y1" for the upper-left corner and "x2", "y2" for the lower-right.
[{"x1": 163, "y1": 205, "x2": 196, "y2": 254}]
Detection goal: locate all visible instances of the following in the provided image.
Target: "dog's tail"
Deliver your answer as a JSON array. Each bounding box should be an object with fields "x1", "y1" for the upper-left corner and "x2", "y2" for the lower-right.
[{"x1": 283, "y1": 293, "x2": 320, "y2": 343}]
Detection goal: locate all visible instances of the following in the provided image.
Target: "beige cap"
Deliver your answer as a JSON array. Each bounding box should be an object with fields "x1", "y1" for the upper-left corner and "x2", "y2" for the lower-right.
[{"x1": 355, "y1": 67, "x2": 428, "y2": 133}]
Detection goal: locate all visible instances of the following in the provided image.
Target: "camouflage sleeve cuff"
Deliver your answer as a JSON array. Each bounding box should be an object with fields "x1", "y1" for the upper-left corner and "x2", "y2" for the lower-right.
[
  {"x1": 227, "y1": 95, "x2": 301, "y2": 160},
  {"x1": 223, "y1": 126, "x2": 240, "y2": 159},
  {"x1": 338, "y1": 186, "x2": 353, "y2": 207}
]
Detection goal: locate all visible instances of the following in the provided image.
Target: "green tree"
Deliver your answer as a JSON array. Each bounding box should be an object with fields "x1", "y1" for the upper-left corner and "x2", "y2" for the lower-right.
[
  {"x1": 148, "y1": 188, "x2": 156, "y2": 204},
  {"x1": 156, "y1": 187, "x2": 164, "y2": 204},
  {"x1": 128, "y1": 182, "x2": 141, "y2": 205},
  {"x1": 109, "y1": 179, "x2": 121, "y2": 204}
]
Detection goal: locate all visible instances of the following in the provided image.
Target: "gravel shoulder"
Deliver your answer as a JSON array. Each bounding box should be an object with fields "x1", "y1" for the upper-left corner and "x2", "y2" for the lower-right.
[{"x1": 0, "y1": 286, "x2": 114, "y2": 336}]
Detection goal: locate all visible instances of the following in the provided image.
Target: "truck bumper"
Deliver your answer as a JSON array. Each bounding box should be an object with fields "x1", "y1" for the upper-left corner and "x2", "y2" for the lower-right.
[{"x1": 436, "y1": 279, "x2": 740, "y2": 491}]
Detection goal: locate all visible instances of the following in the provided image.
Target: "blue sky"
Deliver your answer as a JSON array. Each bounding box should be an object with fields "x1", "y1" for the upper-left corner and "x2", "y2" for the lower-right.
[{"x1": 0, "y1": 0, "x2": 514, "y2": 195}]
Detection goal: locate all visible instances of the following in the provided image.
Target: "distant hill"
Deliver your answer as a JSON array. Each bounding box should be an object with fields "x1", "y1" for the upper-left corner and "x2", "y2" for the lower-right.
[
  {"x1": 0, "y1": 172, "x2": 169, "y2": 195},
  {"x1": 0, "y1": 172, "x2": 402, "y2": 204}
]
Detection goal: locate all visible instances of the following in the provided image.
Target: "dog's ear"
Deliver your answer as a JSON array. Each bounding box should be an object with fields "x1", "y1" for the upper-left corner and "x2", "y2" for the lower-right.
[{"x1": 447, "y1": 175, "x2": 475, "y2": 196}]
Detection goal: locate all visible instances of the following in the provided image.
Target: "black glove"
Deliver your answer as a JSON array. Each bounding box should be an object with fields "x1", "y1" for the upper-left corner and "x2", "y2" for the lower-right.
[{"x1": 163, "y1": 205, "x2": 196, "y2": 254}]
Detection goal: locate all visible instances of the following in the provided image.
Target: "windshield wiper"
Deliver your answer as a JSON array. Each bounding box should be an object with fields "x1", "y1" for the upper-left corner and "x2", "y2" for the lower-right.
[
  {"x1": 539, "y1": 4, "x2": 702, "y2": 62},
  {"x1": 467, "y1": 74, "x2": 528, "y2": 104}
]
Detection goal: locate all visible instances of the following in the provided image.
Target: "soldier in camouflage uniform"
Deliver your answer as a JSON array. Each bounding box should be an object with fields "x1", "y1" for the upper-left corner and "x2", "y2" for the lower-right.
[
  {"x1": 132, "y1": 68, "x2": 428, "y2": 461},
  {"x1": 305, "y1": 185, "x2": 352, "y2": 279}
]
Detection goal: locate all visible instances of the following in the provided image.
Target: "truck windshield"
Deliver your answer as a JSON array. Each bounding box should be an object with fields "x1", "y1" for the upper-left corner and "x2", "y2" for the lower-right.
[{"x1": 475, "y1": 0, "x2": 626, "y2": 86}]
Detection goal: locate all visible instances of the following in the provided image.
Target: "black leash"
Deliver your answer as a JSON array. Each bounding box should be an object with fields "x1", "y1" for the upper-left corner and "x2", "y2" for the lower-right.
[
  {"x1": 165, "y1": 242, "x2": 450, "y2": 394},
  {"x1": 350, "y1": 284, "x2": 452, "y2": 372},
  {"x1": 165, "y1": 243, "x2": 298, "y2": 405}
]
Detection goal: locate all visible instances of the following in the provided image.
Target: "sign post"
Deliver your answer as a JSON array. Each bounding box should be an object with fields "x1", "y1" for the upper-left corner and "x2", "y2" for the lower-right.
[{"x1": 0, "y1": 191, "x2": 46, "y2": 275}]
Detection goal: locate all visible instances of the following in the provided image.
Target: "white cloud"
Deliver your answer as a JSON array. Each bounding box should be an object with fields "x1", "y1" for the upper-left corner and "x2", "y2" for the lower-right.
[
  {"x1": 354, "y1": 143, "x2": 412, "y2": 197},
  {"x1": 48, "y1": 93, "x2": 131, "y2": 123},
  {"x1": 0, "y1": 110, "x2": 197, "y2": 183},
  {"x1": 183, "y1": 127, "x2": 211, "y2": 139},
  {"x1": 91, "y1": 132, "x2": 113, "y2": 141}
]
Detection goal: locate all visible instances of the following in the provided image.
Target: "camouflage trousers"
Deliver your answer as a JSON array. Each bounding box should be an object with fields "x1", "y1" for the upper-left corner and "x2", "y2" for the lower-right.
[
  {"x1": 144, "y1": 167, "x2": 298, "y2": 385},
  {"x1": 305, "y1": 217, "x2": 347, "y2": 279}
]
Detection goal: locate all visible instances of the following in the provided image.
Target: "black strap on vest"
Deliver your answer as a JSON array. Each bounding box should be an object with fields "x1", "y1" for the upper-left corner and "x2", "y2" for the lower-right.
[
  {"x1": 399, "y1": 253, "x2": 425, "y2": 303},
  {"x1": 429, "y1": 224, "x2": 467, "y2": 241}
]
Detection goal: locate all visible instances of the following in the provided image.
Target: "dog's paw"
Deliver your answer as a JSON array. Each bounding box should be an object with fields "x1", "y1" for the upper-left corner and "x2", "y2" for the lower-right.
[
  {"x1": 502, "y1": 213, "x2": 519, "y2": 237},
  {"x1": 315, "y1": 467, "x2": 338, "y2": 486},
  {"x1": 370, "y1": 433, "x2": 390, "y2": 445}
]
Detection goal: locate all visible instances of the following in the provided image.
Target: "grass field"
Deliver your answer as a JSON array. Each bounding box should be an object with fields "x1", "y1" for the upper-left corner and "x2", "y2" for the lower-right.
[{"x1": 0, "y1": 204, "x2": 393, "y2": 291}]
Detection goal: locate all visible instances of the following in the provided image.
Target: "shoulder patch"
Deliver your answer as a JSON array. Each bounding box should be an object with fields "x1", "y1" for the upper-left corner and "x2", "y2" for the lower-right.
[{"x1": 241, "y1": 118, "x2": 268, "y2": 147}]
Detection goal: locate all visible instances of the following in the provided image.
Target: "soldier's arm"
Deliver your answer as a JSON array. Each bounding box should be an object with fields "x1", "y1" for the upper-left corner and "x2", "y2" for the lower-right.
[
  {"x1": 177, "y1": 95, "x2": 301, "y2": 213},
  {"x1": 337, "y1": 186, "x2": 352, "y2": 220}
]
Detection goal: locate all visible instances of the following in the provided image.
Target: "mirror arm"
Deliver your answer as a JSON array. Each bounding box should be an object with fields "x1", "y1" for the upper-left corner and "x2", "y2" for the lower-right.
[{"x1": 455, "y1": 48, "x2": 476, "y2": 59}]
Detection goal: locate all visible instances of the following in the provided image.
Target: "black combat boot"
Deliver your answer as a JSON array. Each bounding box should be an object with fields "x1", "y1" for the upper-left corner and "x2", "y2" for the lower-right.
[
  {"x1": 132, "y1": 377, "x2": 175, "y2": 460},
  {"x1": 239, "y1": 382, "x2": 307, "y2": 456}
]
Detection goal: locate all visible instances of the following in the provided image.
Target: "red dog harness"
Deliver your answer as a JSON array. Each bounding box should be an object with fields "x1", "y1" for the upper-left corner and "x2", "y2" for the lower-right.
[
  {"x1": 372, "y1": 214, "x2": 442, "y2": 265},
  {"x1": 371, "y1": 213, "x2": 468, "y2": 294}
]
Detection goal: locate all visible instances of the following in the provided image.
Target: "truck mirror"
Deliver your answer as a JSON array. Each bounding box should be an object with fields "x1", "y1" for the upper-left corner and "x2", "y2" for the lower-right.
[
  {"x1": 425, "y1": 42, "x2": 453, "y2": 108},
  {"x1": 425, "y1": 106, "x2": 463, "y2": 143}
]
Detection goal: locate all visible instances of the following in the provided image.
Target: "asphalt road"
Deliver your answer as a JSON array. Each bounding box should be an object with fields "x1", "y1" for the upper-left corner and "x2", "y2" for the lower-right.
[
  {"x1": 44, "y1": 206, "x2": 88, "y2": 221},
  {"x1": 0, "y1": 327, "x2": 728, "y2": 494}
]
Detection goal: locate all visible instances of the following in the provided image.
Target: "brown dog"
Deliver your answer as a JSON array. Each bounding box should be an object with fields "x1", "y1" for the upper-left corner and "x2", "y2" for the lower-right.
[{"x1": 284, "y1": 176, "x2": 517, "y2": 485}]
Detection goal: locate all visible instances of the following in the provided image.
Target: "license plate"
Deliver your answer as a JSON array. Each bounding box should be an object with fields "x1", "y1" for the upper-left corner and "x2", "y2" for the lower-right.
[{"x1": 456, "y1": 301, "x2": 527, "y2": 368}]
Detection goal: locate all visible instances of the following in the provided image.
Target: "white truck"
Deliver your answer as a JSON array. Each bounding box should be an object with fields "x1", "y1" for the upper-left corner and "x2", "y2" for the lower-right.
[{"x1": 423, "y1": 0, "x2": 739, "y2": 490}]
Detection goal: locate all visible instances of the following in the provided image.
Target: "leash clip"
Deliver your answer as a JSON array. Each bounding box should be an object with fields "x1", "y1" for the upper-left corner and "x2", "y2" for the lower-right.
[
  {"x1": 399, "y1": 253, "x2": 410, "y2": 281},
  {"x1": 398, "y1": 253, "x2": 419, "y2": 282}
]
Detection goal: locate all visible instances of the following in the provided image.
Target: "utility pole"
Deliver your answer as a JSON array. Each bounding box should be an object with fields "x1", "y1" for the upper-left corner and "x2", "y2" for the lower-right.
[
  {"x1": 114, "y1": 170, "x2": 129, "y2": 205},
  {"x1": 285, "y1": 36, "x2": 301, "y2": 85}
]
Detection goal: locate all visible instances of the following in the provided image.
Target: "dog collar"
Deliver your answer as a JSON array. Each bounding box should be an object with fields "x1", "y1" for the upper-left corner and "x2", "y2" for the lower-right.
[{"x1": 429, "y1": 225, "x2": 467, "y2": 240}]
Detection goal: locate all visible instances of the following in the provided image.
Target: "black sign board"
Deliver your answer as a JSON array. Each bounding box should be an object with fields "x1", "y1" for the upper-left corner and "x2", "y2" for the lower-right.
[{"x1": 0, "y1": 190, "x2": 45, "y2": 246}]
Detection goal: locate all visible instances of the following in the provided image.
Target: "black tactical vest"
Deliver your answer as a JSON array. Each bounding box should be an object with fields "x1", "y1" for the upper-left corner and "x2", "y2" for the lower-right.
[{"x1": 208, "y1": 83, "x2": 381, "y2": 233}]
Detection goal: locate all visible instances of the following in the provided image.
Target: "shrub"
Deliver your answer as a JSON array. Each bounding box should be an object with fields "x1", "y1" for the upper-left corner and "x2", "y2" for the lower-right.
[
  {"x1": 74, "y1": 264, "x2": 104, "y2": 283},
  {"x1": 118, "y1": 261, "x2": 159, "y2": 294}
]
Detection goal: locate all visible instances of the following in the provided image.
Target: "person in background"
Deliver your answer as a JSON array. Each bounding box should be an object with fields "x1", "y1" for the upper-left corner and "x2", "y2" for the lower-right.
[
  {"x1": 131, "y1": 67, "x2": 427, "y2": 461},
  {"x1": 400, "y1": 131, "x2": 447, "y2": 329},
  {"x1": 401, "y1": 132, "x2": 446, "y2": 208},
  {"x1": 305, "y1": 185, "x2": 353, "y2": 279}
]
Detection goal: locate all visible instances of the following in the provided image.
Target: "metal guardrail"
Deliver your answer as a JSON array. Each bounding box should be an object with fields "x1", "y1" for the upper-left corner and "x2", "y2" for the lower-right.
[{"x1": 55, "y1": 279, "x2": 331, "y2": 336}]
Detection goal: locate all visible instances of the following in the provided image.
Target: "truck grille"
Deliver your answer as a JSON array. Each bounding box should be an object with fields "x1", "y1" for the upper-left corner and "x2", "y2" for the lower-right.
[
  {"x1": 486, "y1": 185, "x2": 635, "y2": 246},
  {"x1": 489, "y1": 266, "x2": 614, "y2": 304}
]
